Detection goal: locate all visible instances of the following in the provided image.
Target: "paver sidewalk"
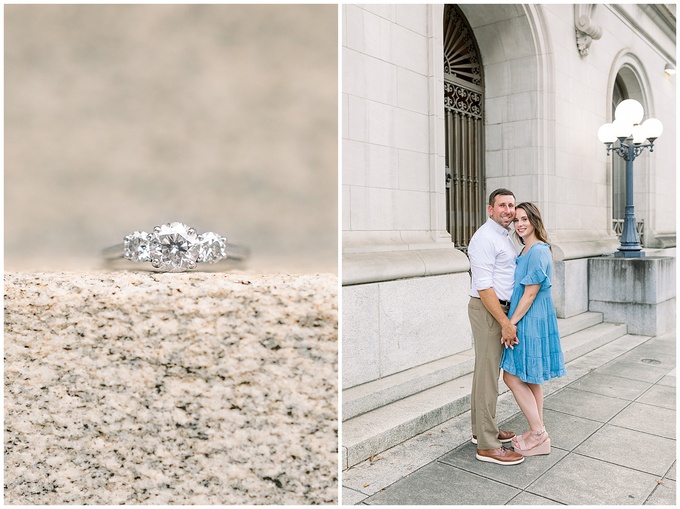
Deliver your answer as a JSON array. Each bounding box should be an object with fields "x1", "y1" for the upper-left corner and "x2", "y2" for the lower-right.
[{"x1": 342, "y1": 331, "x2": 676, "y2": 505}]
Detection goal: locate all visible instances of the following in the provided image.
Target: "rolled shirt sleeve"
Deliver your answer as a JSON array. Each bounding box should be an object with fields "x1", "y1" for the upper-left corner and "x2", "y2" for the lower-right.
[{"x1": 469, "y1": 235, "x2": 496, "y2": 291}]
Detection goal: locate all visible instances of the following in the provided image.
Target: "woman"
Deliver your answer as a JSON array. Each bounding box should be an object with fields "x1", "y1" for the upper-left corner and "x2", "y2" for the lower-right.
[{"x1": 500, "y1": 202, "x2": 566, "y2": 456}]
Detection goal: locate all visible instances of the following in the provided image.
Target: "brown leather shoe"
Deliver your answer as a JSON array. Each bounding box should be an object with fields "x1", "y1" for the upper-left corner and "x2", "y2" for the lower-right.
[
  {"x1": 471, "y1": 429, "x2": 516, "y2": 445},
  {"x1": 476, "y1": 447, "x2": 524, "y2": 465}
]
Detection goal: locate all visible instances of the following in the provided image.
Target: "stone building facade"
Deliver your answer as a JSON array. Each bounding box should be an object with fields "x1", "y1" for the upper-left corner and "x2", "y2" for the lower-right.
[{"x1": 342, "y1": 4, "x2": 675, "y2": 392}]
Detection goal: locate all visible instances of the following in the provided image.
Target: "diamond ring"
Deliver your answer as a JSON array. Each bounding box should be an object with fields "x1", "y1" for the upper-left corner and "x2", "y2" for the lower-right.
[{"x1": 103, "y1": 221, "x2": 249, "y2": 272}]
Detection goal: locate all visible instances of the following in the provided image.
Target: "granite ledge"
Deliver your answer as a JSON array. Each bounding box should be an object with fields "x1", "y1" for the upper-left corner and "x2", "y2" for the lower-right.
[{"x1": 4, "y1": 271, "x2": 338, "y2": 505}]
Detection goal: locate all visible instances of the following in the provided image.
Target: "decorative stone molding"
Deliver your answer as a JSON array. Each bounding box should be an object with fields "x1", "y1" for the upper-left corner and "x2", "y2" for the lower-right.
[
  {"x1": 574, "y1": 5, "x2": 603, "y2": 56},
  {"x1": 342, "y1": 247, "x2": 470, "y2": 286},
  {"x1": 550, "y1": 238, "x2": 620, "y2": 262}
]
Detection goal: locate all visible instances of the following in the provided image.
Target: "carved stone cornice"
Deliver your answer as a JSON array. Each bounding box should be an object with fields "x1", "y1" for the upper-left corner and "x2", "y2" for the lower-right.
[
  {"x1": 612, "y1": 4, "x2": 676, "y2": 62},
  {"x1": 575, "y1": 4, "x2": 603, "y2": 56}
]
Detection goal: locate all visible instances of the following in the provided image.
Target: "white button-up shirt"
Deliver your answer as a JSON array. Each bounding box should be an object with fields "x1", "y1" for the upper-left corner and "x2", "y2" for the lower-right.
[{"x1": 468, "y1": 218, "x2": 518, "y2": 302}]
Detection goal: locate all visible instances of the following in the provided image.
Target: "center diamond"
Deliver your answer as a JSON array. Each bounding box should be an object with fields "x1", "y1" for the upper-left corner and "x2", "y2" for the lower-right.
[{"x1": 149, "y1": 222, "x2": 200, "y2": 272}]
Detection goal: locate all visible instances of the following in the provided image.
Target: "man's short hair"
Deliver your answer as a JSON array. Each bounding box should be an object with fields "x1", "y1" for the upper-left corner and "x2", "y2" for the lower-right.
[{"x1": 488, "y1": 188, "x2": 515, "y2": 207}]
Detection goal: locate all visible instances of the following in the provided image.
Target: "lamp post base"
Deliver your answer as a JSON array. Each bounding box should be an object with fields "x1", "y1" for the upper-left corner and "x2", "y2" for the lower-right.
[{"x1": 614, "y1": 248, "x2": 645, "y2": 258}]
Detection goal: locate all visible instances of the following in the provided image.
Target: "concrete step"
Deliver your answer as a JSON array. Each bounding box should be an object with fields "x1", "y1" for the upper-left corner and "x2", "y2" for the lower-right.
[
  {"x1": 558, "y1": 311, "x2": 604, "y2": 338},
  {"x1": 343, "y1": 373, "x2": 474, "y2": 468},
  {"x1": 343, "y1": 351, "x2": 475, "y2": 421},
  {"x1": 342, "y1": 315, "x2": 626, "y2": 469},
  {"x1": 560, "y1": 321, "x2": 628, "y2": 363},
  {"x1": 343, "y1": 311, "x2": 605, "y2": 421}
]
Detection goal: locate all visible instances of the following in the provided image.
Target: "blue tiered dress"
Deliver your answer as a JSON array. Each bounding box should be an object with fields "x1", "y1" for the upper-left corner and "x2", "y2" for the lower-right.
[{"x1": 500, "y1": 242, "x2": 567, "y2": 384}]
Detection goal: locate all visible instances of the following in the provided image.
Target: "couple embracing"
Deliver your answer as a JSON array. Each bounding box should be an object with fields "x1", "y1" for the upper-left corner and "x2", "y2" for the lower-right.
[{"x1": 468, "y1": 188, "x2": 567, "y2": 466}]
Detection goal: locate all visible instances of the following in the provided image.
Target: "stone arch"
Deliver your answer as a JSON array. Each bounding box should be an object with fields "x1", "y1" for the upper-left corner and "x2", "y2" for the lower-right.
[{"x1": 606, "y1": 51, "x2": 655, "y2": 117}]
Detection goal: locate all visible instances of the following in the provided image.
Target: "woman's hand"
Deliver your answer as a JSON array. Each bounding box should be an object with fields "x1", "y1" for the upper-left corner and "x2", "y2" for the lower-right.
[
  {"x1": 501, "y1": 328, "x2": 519, "y2": 349},
  {"x1": 501, "y1": 320, "x2": 517, "y2": 346}
]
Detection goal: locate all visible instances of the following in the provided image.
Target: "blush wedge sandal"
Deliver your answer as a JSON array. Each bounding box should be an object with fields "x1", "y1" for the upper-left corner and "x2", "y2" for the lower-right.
[{"x1": 513, "y1": 429, "x2": 551, "y2": 456}]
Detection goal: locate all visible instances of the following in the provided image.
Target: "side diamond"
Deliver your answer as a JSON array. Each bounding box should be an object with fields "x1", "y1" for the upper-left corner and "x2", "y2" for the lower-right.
[
  {"x1": 124, "y1": 231, "x2": 150, "y2": 262},
  {"x1": 198, "y1": 232, "x2": 227, "y2": 263}
]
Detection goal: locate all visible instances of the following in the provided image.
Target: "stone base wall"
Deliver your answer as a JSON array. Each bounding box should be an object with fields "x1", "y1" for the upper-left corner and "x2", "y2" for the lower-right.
[
  {"x1": 552, "y1": 258, "x2": 589, "y2": 319},
  {"x1": 588, "y1": 256, "x2": 676, "y2": 336},
  {"x1": 342, "y1": 272, "x2": 471, "y2": 389},
  {"x1": 589, "y1": 298, "x2": 676, "y2": 337}
]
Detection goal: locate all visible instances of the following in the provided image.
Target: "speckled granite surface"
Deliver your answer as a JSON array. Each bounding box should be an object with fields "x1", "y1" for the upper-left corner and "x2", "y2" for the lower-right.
[{"x1": 5, "y1": 271, "x2": 338, "y2": 505}]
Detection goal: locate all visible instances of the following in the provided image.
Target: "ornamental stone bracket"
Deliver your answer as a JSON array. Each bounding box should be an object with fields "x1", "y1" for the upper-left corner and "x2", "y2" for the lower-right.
[{"x1": 575, "y1": 4, "x2": 603, "y2": 56}]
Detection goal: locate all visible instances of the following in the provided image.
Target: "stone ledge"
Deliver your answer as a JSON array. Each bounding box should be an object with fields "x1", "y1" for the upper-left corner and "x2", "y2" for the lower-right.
[
  {"x1": 551, "y1": 239, "x2": 620, "y2": 261},
  {"x1": 342, "y1": 247, "x2": 470, "y2": 286},
  {"x1": 4, "y1": 271, "x2": 338, "y2": 505}
]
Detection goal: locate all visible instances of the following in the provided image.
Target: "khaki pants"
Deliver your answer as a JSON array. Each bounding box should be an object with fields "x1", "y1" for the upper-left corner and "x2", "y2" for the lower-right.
[{"x1": 468, "y1": 296, "x2": 508, "y2": 450}]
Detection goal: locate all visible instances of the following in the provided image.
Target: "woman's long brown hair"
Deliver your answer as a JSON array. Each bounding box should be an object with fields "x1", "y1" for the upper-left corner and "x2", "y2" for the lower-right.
[{"x1": 516, "y1": 202, "x2": 550, "y2": 248}]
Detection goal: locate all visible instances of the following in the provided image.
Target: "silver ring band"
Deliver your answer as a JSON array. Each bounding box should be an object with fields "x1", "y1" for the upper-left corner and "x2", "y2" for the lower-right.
[{"x1": 102, "y1": 222, "x2": 249, "y2": 272}]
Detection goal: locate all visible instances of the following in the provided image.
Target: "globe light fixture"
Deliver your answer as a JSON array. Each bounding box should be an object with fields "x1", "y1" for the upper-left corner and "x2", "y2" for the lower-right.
[
  {"x1": 597, "y1": 123, "x2": 617, "y2": 144},
  {"x1": 631, "y1": 125, "x2": 646, "y2": 145},
  {"x1": 598, "y1": 99, "x2": 663, "y2": 257},
  {"x1": 611, "y1": 118, "x2": 633, "y2": 139},
  {"x1": 614, "y1": 99, "x2": 644, "y2": 125},
  {"x1": 641, "y1": 117, "x2": 663, "y2": 141}
]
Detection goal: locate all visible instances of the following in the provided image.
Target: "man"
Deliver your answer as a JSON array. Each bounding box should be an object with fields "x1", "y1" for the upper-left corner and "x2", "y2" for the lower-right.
[{"x1": 468, "y1": 188, "x2": 524, "y2": 465}]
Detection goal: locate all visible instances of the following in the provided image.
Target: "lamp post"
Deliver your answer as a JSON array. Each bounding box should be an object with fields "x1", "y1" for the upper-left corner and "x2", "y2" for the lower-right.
[{"x1": 598, "y1": 99, "x2": 663, "y2": 258}]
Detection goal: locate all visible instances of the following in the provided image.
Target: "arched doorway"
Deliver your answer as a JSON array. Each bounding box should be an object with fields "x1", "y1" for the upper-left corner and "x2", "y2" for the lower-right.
[{"x1": 443, "y1": 5, "x2": 485, "y2": 252}]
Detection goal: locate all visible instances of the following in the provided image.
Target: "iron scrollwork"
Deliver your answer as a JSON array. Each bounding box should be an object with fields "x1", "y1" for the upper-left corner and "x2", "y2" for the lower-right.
[{"x1": 444, "y1": 82, "x2": 482, "y2": 118}]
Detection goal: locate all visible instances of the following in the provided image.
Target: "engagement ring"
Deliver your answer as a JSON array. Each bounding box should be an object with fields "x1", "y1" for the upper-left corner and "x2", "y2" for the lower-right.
[{"x1": 103, "y1": 221, "x2": 249, "y2": 272}]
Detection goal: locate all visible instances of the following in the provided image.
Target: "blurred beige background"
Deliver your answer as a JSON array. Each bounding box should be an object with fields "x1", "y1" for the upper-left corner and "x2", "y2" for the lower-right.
[{"x1": 5, "y1": 4, "x2": 338, "y2": 274}]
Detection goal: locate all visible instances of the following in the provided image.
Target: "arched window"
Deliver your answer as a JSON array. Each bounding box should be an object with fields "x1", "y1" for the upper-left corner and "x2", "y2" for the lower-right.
[
  {"x1": 443, "y1": 5, "x2": 485, "y2": 251},
  {"x1": 611, "y1": 70, "x2": 645, "y2": 244},
  {"x1": 612, "y1": 75, "x2": 627, "y2": 228}
]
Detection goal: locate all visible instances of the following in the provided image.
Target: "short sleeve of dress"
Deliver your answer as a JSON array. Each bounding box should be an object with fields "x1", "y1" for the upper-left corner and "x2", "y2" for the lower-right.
[{"x1": 520, "y1": 244, "x2": 552, "y2": 287}]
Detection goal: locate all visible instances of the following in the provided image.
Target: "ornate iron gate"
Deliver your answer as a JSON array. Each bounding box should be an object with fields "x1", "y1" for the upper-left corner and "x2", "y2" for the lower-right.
[{"x1": 444, "y1": 5, "x2": 485, "y2": 251}]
